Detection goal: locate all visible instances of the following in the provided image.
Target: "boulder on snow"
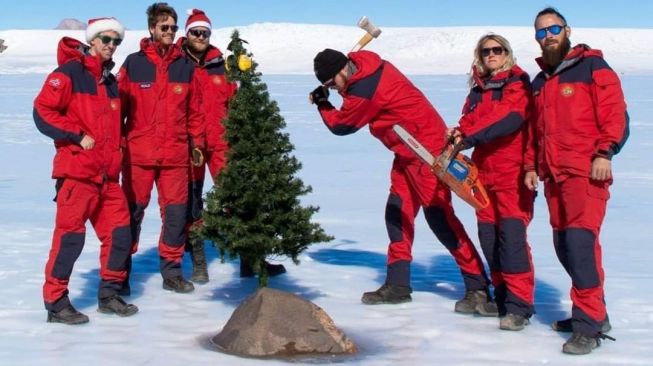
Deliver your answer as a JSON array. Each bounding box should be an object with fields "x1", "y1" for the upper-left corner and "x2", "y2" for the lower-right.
[
  {"x1": 212, "y1": 287, "x2": 357, "y2": 357},
  {"x1": 0, "y1": 39, "x2": 7, "y2": 54}
]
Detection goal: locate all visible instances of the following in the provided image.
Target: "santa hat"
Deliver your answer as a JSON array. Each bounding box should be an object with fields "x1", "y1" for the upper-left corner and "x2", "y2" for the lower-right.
[
  {"x1": 86, "y1": 17, "x2": 125, "y2": 43},
  {"x1": 185, "y1": 9, "x2": 211, "y2": 33}
]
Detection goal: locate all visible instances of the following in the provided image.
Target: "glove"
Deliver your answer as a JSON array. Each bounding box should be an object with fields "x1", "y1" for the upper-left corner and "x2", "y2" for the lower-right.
[
  {"x1": 191, "y1": 147, "x2": 205, "y2": 167},
  {"x1": 310, "y1": 85, "x2": 330, "y2": 106}
]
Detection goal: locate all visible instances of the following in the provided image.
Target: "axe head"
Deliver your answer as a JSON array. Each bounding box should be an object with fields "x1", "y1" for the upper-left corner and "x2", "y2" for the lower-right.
[{"x1": 358, "y1": 16, "x2": 381, "y2": 38}]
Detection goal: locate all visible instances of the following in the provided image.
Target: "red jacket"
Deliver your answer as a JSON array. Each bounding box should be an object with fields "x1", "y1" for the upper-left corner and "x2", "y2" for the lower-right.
[
  {"x1": 118, "y1": 38, "x2": 204, "y2": 167},
  {"x1": 33, "y1": 37, "x2": 122, "y2": 183},
  {"x1": 177, "y1": 38, "x2": 236, "y2": 154},
  {"x1": 458, "y1": 65, "x2": 531, "y2": 188},
  {"x1": 317, "y1": 50, "x2": 448, "y2": 162},
  {"x1": 525, "y1": 44, "x2": 629, "y2": 180}
]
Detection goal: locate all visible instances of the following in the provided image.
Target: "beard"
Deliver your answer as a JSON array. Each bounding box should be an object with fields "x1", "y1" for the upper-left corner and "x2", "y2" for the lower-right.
[{"x1": 541, "y1": 36, "x2": 571, "y2": 67}]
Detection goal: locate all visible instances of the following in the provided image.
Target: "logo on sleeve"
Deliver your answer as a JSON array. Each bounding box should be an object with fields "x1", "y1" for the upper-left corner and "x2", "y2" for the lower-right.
[
  {"x1": 48, "y1": 78, "x2": 61, "y2": 88},
  {"x1": 560, "y1": 84, "x2": 574, "y2": 97}
]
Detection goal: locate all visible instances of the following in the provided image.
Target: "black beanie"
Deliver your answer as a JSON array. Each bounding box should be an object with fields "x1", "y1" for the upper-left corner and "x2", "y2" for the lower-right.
[{"x1": 313, "y1": 48, "x2": 348, "y2": 84}]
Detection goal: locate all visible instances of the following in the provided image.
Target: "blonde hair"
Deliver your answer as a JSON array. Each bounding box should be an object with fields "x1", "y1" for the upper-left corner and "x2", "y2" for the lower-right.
[{"x1": 468, "y1": 33, "x2": 515, "y2": 87}]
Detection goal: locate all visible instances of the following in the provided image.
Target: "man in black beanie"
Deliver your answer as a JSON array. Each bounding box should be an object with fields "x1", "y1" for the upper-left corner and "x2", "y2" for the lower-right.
[{"x1": 309, "y1": 48, "x2": 495, "y2": 315}]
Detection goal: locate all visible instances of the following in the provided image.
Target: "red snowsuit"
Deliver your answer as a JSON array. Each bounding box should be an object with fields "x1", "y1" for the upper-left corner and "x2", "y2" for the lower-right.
[
  {"x1": 525, "y1": 44, "x2": 629, "y2": 336},
  {"x1": 177, "y1": 38, "x2": 237, "y2": 225},
  {"x1": 458, "y1": 64, "x2": 534, "y2": 317},
  {"x1": 317, "y1": 50, "x2": 488, "y2": 290},
  {"x1": 118, "y1": 38, "x2": 204, "y2": 280},
  {"x1": 34, "y1": 37, "x2": 131, "y2": 311}
]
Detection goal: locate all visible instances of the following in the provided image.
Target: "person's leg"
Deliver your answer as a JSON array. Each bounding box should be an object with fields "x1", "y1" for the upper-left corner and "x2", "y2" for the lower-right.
[{"x1": 186, "y1": 160, "x2": 208, "y2": 283}]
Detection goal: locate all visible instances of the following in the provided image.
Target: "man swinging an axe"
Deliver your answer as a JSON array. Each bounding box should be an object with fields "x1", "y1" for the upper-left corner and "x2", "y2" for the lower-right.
[{"x1": 308, "y1": 17, "x2": 497, "y2": 316}]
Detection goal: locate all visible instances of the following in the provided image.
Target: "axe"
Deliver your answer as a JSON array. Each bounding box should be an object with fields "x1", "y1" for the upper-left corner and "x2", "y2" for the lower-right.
[{"x1": 351, "y1": 16, "x2": 381, "y2": 52}]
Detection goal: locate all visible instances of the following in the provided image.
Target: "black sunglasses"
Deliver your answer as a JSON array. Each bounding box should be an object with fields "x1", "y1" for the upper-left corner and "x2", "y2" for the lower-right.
[
  {"x1": 188, "y1": 29, "x2": 211, "y2": 39},
  {"x1": 97, "y1": 35, "x2": 122, "y2": 46},
  {"x1": 481, "y1": 46, "x2": 505, "y2": 57},
  {"x1": 159, "y1": 24, "x2": 179, "y2": 33}
]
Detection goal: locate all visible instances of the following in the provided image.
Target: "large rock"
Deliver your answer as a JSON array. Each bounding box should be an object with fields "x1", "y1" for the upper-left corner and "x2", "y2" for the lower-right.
[
  {"x1": 213, "y1": 287, "x2": 357, "y2": 357},
  {"x1": 0, "y1": 39, "x2": 6, "y2": 54}
]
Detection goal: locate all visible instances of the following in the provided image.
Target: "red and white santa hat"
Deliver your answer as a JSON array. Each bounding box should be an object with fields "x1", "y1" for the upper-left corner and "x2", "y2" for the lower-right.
[
  {"x1": 185, "y1": 9, "x2": 212, "y2": 33},
  {"x1": 86, "y1": 17, "x2": 125, "y2": 43}
]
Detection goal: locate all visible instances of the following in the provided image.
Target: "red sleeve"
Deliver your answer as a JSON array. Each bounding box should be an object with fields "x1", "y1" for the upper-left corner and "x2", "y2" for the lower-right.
[
  {"x1": 116, "y1": 65, "x2": 130, "y2": 148},
  {"x1": 591, "y1": 67, "x2": 629, "y2": 159},
  {"x1": 188, "y1": 72, "x2": 206, "y2": 149},
  {"x1": 33, "y1": 71, "x2": 83, "y2": 144},
  {"x1": 317, "y1": 94, "x2": 379, "y2": 136},
  {"x1": 523, "y1": 104, "x2": 537, "y2": 172},
  {"x1": 458, "y1": 76, "x2": 530, "y2": 147}
]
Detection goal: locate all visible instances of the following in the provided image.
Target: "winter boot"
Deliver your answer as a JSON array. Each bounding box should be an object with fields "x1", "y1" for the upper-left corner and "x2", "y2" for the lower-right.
[
  {"x1": 552, "y1": 316, "x2": 612, "y2": 333},
  {"x1": 98, "y1": 295, "x2": 139, "y2": 317},
  {"x1": 240, "y1": 260, "x2": 287, "y2": 278},
  {"x1": 454, "y1": 289, "x2": 499, "y2": 316},
  {"x1": 162, "y1": 276, "x2": 195, "y2": 293},
  {"x1": 361, "y1": 283, "x2": 412, "y2": 305},
  {"x1": 47, "y1": 303, "x2": 89, "y2": 325},
  {"x1": 562, "y1": 333, "x2": 600, "y2": 355},
  {"x1": 189, "y1": 238, "x2": 209, "y2": 284},
  {"x1": 499, "y1": 313, "x2": 529, "y2": 331}
]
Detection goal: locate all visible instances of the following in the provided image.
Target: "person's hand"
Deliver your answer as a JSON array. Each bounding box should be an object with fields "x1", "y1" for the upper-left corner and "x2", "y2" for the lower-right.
[
  {"x1": 445, "y1": 127, "x2": 463, "y2": 145},
  {"x1": 524, "y1": 171, "x2": 538, "y2": 191},
  {"x1": 309, "y1": 86, "x2": 329, "y2": 105},
  {"x1": 191, "y1": 147, "x2": 204, "y2": 167},
  {"x1": 591, "y1": 157, "x2": 612, "y2": 181},
  {"x1": 80, "y1": 134, "x2": 95, "y2": 150}
]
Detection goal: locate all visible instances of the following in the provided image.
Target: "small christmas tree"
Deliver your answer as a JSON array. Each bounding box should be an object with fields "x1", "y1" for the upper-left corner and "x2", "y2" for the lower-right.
[{"x1": 202, "y1": 30, "x2": 333, "y2": 286}]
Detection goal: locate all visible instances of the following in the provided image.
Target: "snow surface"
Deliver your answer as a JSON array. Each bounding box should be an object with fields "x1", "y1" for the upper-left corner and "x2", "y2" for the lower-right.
[
  {"x1": 1, "y1": 23, "x2": 653, "y2": 75},
  {"x1": 1, "y1": 25, "x2": 653, "y2": 366}
]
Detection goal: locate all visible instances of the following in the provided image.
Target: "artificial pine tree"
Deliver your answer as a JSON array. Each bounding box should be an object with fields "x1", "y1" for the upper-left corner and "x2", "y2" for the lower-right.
[{"x1": 201, "y1": 30, "x2": 333, "y2": 286}]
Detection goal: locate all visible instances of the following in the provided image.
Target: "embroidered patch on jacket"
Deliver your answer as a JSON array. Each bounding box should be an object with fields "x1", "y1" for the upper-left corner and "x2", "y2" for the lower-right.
[
  {"x1": 212, "y1": 76, "x2": 222, "y2": 85},
  {"x1": 48, "y1": 78, "x2": 61, "y2": 88},
  {"x1": 110, "y1": 101, "x2": 118, "y2": 111},
  {"x1": 139, "y1": 83, "x2": 151, "y2": 89},
  {"x1": 560, "y1": 84, "x2": 574, "y2": 97},
  {"x1": 173, "y1": 84, "x2": 184, "y2": 94}
]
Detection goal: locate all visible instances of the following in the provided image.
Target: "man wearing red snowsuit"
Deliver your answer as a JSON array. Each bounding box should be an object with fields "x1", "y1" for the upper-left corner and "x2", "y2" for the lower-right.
[
  {"x1": 525, "y1": 8, "x2": 629, "y2": 354},
  {"x1": 118, "y1": 4, "x2": 204, "y2": 293},
  {"x1": 457, "y1": 64, "x2": 535, "y2": 320},
  {"x1": 34, "y1": 18, "x2": 137, "y2": 324},
  {"x1": 311, "y1": 49, "x2": 492, "y2": 308}
]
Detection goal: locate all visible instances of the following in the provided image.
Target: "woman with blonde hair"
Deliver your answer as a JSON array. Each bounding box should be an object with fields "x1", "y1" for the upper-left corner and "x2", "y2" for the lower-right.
[{"x1": 448, "y1": 33, "x2": 535, "y2": 331}]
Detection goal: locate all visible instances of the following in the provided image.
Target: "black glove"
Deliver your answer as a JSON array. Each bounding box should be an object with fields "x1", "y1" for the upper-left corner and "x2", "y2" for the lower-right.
[{"x1": 310, "y1": 86, "x2": 330, "y2": 106}]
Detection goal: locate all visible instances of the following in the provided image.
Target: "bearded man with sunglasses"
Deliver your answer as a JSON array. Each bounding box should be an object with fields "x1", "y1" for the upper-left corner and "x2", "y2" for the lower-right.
[
  {"x1": 34, "y1": 17, "x2": 138, "y2": 324},
  {"x1": 118, "y1": 2, "x2": 204, "y2": 294},
  {"x1": 525, "y1": 7, "x2": 629, "y2": 355},
  {"x1": 310, "y1": 49, "x2": 492, "y2": 310}
]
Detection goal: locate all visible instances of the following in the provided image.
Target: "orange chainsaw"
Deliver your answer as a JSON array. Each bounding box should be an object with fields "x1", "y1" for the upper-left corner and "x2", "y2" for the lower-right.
[{"x1": 393, "y1": 125, "x2": 490, "y2": 210}]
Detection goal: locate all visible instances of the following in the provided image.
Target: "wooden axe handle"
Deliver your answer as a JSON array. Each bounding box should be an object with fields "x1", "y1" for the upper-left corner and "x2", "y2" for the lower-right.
[{"x1": 350, "y1": 33, "x2": 374, "y2": 52}]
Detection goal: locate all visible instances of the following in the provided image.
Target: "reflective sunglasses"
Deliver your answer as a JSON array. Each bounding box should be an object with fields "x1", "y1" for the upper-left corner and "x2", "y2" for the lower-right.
[
  {"x1": 535, "y1": 24, "x2": 565, "y2": 40},
  {"x1": 97, "y1": 35, "x2": 122, "y2": 46},
  {"x1": 188, "y1": 29, "x2": 211, "y2": 39},
  {"x1": 159, "y1": 24, "x2": 179, "y2": 33},
  {"x1": 480, "y1": 46, "x2": 505, "y2": 57}
]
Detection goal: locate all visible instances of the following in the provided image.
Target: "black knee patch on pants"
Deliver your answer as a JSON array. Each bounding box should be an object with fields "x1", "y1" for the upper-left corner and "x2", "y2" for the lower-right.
[
  {"x1": 499, "y1": 218, "x2": 530, "y2": 274},
  {"x1": 566, "y1": 228, "x2": 600, "y2": 289},
  {"x1": 107, "y1": 225, "x2": 132, "y2": 271},
  {"x1": 129, "y1": 202, "x2": 146, "y2": 243},
  {"x1": 387, "y1": 260, "x2": 411, "y2": 287},
  {"x1": 553, "y1": 229, "x2": 570, "y2": 274},
  {"x1": 424, "y1": 206, "x2": 458, "y2": 251},
  {"x1": 52, "y1": 232, "x2": 85, "y2": 279},
  {"x1": 478, "y1": 222, "x2": 499, "y2": 272},
  {"x1": 163, "y1": 203, "x2": 187, "y2": 247},
  {"x1": 385, "y1": 193, "x2": 403, "y2": 243}
]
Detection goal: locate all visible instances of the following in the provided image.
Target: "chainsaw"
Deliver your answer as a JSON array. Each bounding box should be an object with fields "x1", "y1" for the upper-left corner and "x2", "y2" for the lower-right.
[{"x1": 392, "y1": 125, "x2": 490, "y2": 210}]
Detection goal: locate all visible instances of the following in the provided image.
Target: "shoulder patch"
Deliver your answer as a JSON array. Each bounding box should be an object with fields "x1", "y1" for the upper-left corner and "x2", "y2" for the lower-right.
[{"x1": 48, "y1": 78, "x2": 62, "y2": 88}]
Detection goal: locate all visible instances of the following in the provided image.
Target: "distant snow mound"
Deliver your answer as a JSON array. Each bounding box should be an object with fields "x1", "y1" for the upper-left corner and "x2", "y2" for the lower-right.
[{"x1": 55, "y1": 19, "x2": 86, "y2": 30}]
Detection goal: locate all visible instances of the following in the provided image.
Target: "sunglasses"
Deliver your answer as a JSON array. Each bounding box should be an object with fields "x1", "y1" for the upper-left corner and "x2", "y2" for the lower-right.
[
  {"x1": 535, "y1": 24, "x2": 565, "y2": 40},
  {"x1": 188, "y1": 29, "x2": 211, "y2": 39},
  {"x1": 481, "y1": 46, "x2": 505, "y2": 57},
  {"x1": 97, "y1": 35, "x2": 122, "y2": 46},
  {"x1": 159, "y1": 24, "x2": 179, "y2": 33}
]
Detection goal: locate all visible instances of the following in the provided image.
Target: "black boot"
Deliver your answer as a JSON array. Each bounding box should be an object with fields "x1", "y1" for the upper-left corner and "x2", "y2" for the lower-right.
[
  {"x1": 240, "y1": 259, "x2": 286, "y2": 278},
  {"x1": 47, "y1": 303, "x2": 89, "y2": 325},
  {"x1": 163, "y1": 276, "x2": 195, "y2": 293},
  {"x1": 454, "y1": 289, "x2": 499, "y2": 316},
  {"x1": 361, "y1": 283, "x2": 412, "y2": 305},
  {"x1": 562, "y1": 333, "x2": 600, "y2": 355},
  {"x1": 98, "y1": 295, "x2": 139, "y2": 317},
  {"x1": 189, "y1": 238, "x2": 209, "y2": 284}
]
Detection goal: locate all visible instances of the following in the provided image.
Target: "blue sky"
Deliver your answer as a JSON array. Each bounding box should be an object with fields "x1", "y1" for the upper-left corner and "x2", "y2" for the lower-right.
[{"x1": 1, "y1": 0, "x2": 651, "y2": 29}]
